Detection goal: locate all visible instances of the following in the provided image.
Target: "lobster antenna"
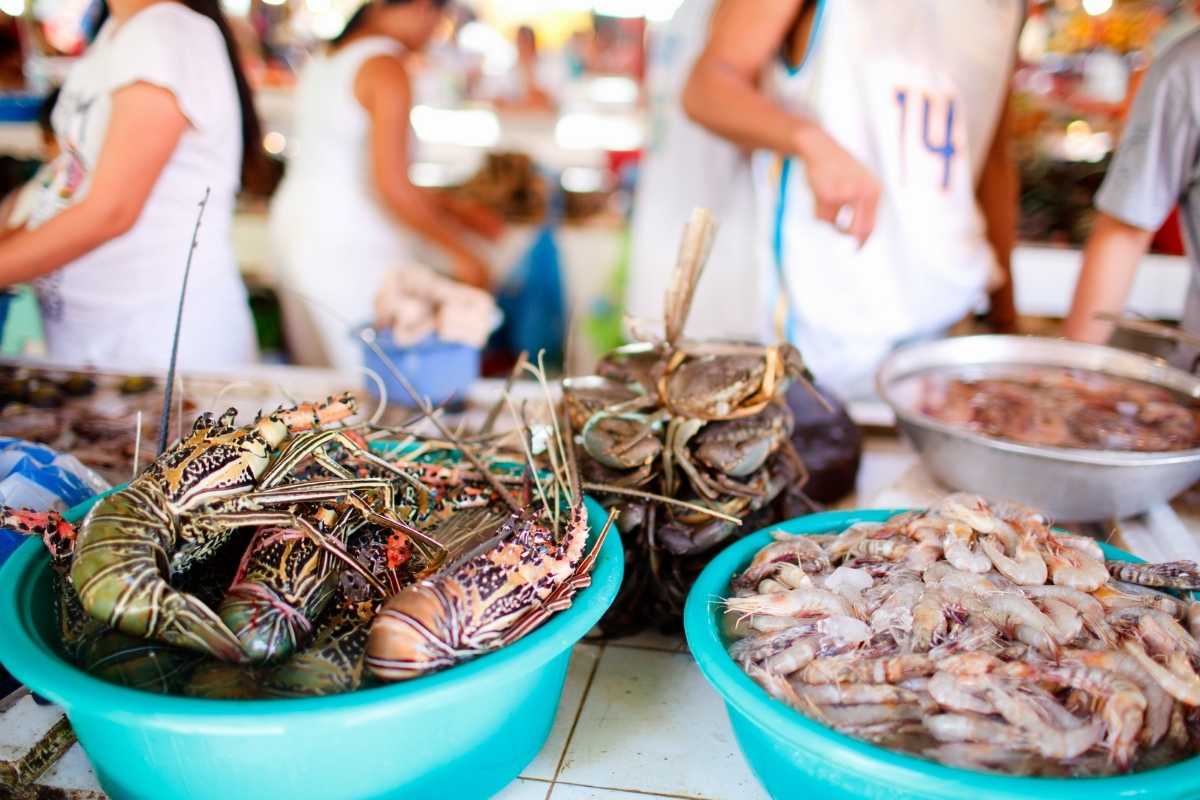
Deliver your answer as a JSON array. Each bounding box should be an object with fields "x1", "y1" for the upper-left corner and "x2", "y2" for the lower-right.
[
  {"x1": 131, "y1": 410, "x2": 142, "y2": 482},
  {"x1": 664, "y1": 207, "x2": 717, "y2": 347},
  {"x1": 157, "y1": 187, "x2": 210, "y2": 454}
]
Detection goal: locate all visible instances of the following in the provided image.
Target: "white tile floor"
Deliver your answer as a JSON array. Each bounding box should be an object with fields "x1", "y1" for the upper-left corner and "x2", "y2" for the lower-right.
[{"x1": 493, "y1": 635, "x2": 769, "y2": 800}]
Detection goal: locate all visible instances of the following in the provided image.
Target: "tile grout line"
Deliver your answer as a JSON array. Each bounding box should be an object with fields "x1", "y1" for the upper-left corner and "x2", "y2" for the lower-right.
[
  {"x1": 547, "y1": 641, "x2": 607, "y2": 792},
  {"x1": 604, "y1": 641, "x2": 683, "y2": 655},
  {"x1": 552, "y1": 779, "x2": 717, "y2": 800}
]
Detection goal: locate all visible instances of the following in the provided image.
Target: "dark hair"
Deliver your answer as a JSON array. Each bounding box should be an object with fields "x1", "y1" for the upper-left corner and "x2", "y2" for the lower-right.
[
  {"x1": 95, "y1": 0, "x2": 264, "y2": 188},
  {"x1": 184, "y1": 0, "x2": 265, "y2": 188},
  {"x1": 331, "y1": 0, "x2": 449, "y2": 46}
]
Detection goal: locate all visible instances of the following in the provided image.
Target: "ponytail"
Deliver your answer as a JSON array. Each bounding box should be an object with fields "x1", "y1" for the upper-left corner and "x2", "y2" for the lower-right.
[{"x1": 182, "y1": 0, "x2": 265, "y2": 188}]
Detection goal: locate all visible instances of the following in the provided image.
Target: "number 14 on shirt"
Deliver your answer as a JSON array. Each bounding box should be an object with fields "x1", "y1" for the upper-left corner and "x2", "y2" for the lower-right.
[{"x1": 894, "y1": 88, "x2": 956, "y2": 190}]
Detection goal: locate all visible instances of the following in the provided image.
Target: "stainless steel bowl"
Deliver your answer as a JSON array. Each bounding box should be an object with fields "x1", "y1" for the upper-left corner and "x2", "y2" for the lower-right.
[{"x1": 875, "y1": 335, "x2": 1200, "y2": 521}]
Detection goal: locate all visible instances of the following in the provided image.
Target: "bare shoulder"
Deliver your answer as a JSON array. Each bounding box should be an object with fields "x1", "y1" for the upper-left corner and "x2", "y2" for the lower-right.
[{"x1": 355, "y1": 51, "x2": 410, "y2": 110}]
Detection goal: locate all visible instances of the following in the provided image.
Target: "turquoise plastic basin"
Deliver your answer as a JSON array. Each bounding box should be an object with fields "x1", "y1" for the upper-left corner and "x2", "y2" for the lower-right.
[
  {"x1": 683, "y1": 509, "x2": 1200, "y2": 799},
  {"x1": 0, "y1": 496, "x2": 622, "y2": 800}
]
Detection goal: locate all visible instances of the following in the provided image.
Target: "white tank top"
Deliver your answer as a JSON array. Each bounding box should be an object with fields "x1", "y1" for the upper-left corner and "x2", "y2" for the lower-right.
[
  {"x1": 269, "y1": 37, "x2": 409, "y2": 258},
  {"x1": 267, "y1": 36, "x2": 410, "y2": 368},
  {"x1": 759, "y1": 0, "x2": 1021, "y2": 396}
]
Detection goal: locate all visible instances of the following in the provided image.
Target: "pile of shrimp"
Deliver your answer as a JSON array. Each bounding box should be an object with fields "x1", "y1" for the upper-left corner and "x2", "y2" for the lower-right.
[
  {"x1": 725, "y1": 494, "x2": 1200, "y2": 776},
  {"x1": 918, "y1": 367, "x2": 1200, "y2": 452}
]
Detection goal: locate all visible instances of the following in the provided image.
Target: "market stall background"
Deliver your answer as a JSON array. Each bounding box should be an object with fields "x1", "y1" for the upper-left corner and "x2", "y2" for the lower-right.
[{"x1": 0, "y1": 0, "x2": 1195, "y2": 368}]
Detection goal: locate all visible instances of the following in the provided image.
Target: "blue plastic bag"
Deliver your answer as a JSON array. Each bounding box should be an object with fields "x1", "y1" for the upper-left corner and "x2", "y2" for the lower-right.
[
  {"x1": 491, "y1": 226, "x2": 566, "y2": 366},
  {"x1": 0, "y1": 437, "x2": 108, "y2": 567}
]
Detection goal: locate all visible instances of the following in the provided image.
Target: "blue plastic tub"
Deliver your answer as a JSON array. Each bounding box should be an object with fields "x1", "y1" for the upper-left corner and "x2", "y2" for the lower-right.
[
  {"x1": 360, "y1": 330, "x2": 481, "y2": 407},
  {"x1": 684, "y1": 509, "x2": 1200, "y2": 800},
  {"x1": 0, "y1": 495, "x2": 622, "y2": 800}
]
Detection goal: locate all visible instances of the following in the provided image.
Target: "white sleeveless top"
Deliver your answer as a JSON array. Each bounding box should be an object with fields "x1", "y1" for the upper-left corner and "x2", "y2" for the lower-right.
[
  {"x1": 627, "y1": 0, "x2": 762, "y2": 342},
  {"x1": 758, "y1": 0, "x2": 1021, "y2": 396},
  {"x1": 29, "y1": 2, "x2": 256, "y2": 372},
  {"x1": 268, "y1": 36, "x2": 410, "y2": 368}
]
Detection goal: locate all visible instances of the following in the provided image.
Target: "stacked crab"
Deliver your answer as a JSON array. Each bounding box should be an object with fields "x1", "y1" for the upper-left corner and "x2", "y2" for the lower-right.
[{"x1": 564, "y1": 210, "x2": 816, "y2": 635}]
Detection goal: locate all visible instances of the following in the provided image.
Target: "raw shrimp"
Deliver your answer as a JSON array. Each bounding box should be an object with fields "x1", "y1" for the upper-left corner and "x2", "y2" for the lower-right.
[
  {"x1": 985, "y1": 682, "x2": 1103, "y2": 759},
  {"x1": 732, "y1": 534, "x2": 831, "y2": 591},
  {"x1": 729, "y1": 623, "x2": 819, "y2": 666},
  {"x1": 725, "y1": 587, "x2": 854, "y2": 620},
  {"x1": 798, "y1": 654, "x2": 935, "y2": 685},
  {"x1": 1038, "y1": 664, "x2": 1147, "y2": 767},
  {"x1": 928, "y1": 670, "x2": 995, "y2": 715},
  {"x1": 1043, "y1": 537, "x2": 1108, "y2": 592},
  {"x1": 979, "y1": 522, "x2": 1046, "y2": 586},
  {"x1": 942, "y1": 521, "x2": 992, "y2": 574},
  {"x1": 935, "y1": 494, "x2": 997, "y2": 534},
  {"x1": 925, "y1": 714, "x2": 1027, "y2": 747},
  {"x1": 794, "y1": 683, "x2": 921, "y2": 706},
  {"x1": 1095, "y1": 582, "x2": 1189, "y2": 619},
  {"x1": 910, "y1": 587, "x2": 950, "y2": 652},
  {"x1": 1067, "y1": 649, "x2": 1173, "y2": 747},
  {"x1": 1025, "y1": 585, "x2": 1115, "y2": 646}
]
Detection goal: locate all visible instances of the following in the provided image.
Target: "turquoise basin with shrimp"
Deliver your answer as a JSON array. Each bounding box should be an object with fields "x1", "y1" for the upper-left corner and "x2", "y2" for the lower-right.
[
  {"x1": 0, "y1": 492, "x2": 622, "y2": 800},
  {"x1": 684, "y1": 509, "x2": 1200, "y2": 799}
]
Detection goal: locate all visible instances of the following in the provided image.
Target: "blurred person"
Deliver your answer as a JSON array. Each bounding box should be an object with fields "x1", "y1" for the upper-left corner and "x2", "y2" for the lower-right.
[
  {"x1": 684, "y1": 0, "x2": 1022, "y2": 398},
  {"x1": 269, "y1": 0, "x2": 498, "y2": 369},
  {"x1": 627, "y1": 0, "x2": 761, "y2": 341},
  {"x1": 0, "y1": 0, "x2": 260, "y2": 370},
  {"x1": 491, "y1": 25, "x2": 556, "y2": 111},
  {"x1": 1065, "y1": 30, "x2": 1200, "y2": 364}
]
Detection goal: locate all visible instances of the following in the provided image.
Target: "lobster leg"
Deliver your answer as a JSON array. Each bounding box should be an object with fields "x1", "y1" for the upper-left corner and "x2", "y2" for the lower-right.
[{"x1": 234, "y1": 479, "x2": 444, "y2": 553}]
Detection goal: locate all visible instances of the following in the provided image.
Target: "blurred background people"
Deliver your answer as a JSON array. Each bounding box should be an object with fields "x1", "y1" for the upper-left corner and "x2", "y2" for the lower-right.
[
  {"x1": 0, "y1": 0, "x2": 259, "y2": 371},
  {"x1": 1064, "y1": 29, "x2": 1200, "y2": 365},
  {"x1": 491, "y1": 25, "x2": 556, "y2": 111},
  {"x1": 625, "y1": 0, "x2": 761, "y2": 342},
  {"x1": 684, "y1": 0, "x2": 1022, "y2": 398},
  {"x1": 268, "y1": 0, "x2": 497, "y2": 370}
]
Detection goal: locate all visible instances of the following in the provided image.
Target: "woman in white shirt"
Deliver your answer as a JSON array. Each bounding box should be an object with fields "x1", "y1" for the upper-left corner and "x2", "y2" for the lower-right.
[
  {"x1": 0, "y1": 0, "x2": 260, "y2": 372},
  {"x1": 269, "y1": 0, "x2": 494, "y2": 369}
]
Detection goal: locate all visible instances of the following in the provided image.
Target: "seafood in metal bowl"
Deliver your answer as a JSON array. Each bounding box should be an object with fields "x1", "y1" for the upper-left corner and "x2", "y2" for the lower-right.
[
  {"x1": 877, "y1": 335, "x2": 1200, "y2": 521},
  {"x1": 723, "y1": 494, "x2": 1200, "y2": 777},
  {"x1": 3, "y1": 378, "x2": 613, "y2": 698},
  {"x1": 916, "y1": 366, "x2": 1200, "y2": 452}
]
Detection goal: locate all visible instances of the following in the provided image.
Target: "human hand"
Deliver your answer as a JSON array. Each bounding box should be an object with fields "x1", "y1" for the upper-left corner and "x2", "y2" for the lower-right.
[
  {"x1": 451, "y1": 249, "x2": 492, "y2": 292},
  {"x1": 796, "y1": 126, "x2": 881, "y2": 247}
]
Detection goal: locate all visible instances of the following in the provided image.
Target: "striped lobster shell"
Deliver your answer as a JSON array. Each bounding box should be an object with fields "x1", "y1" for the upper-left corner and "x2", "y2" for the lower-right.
[{"x1": 365, "y1": 503, "x2": 602, "y2": 681}]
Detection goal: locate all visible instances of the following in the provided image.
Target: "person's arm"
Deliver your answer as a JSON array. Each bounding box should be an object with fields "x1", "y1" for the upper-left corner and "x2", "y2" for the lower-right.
[
  {"x1": 1064, "y1": 46, "x2": 1200, "y2": 343},
  {"x1": 356, "y1": 54, "x2": 491, "y2": 289},
  {"x1": 682, "y1": 0, "x2": 879, "y2": 245},
  {"x1": 976, "y1": 91, "x2": 1019, "y2": 332},
  {"x1": 0, "y1": 83, "x2": 187, "y2": 285},
  {"x1": 1063, "y1": 213, "x2": 1155, "y2": 343}
]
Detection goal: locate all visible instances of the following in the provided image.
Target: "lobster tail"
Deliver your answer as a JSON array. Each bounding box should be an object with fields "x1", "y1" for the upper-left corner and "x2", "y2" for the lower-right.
[
  {"x1": 365, "y1": 582, "x2": 469, "y2": 681},
  {"x1": 70, "y1": 489, "x2": 247, "y2": 663},
  {"x1": 218, "y1": 582, "x2": 321, "y2": 664}
]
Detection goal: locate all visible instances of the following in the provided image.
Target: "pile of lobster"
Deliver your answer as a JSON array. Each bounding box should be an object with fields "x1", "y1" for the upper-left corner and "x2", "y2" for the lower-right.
[
  {"x1": 564, "y1": 209, "x2": 817, "y2": 636},
  {"x1": 4, "y1": 386, "x2": 609, "y2": 698}
]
